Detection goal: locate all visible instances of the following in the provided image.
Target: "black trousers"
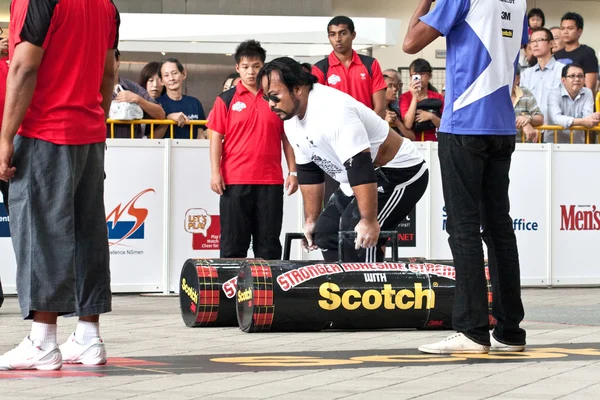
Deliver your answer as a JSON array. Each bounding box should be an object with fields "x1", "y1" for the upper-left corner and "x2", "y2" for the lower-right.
[
  {"x1": 219, "y1": 184, "x2": 284, "y2": 260},
  {"x1": 314, "y1": 162, "x2": 429, "y2": 262},
  {"x1": 438, "y1": 133, "x2": 525, "y2": 346}
]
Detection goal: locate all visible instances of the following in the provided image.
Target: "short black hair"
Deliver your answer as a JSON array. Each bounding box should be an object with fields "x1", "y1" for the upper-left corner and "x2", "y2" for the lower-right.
[
  {"x1": 159, "y1": 58, "x2": 185, "y2": 79},
  {"x1": 258, "y1": 57, "x2": 318, "y2": 95},
  {"x1": 561, "y1": 12, "x2": 584, "y2": 30},
  {"x1": 531, "y1": 27, "x2": 553, "y2": 42},
  {"x1": 139, "y1": 61, "x2": 161, "y2": 87},
  {"x1": 301, "y1": 63, "x2": 312, "y2": 73},
  {"x1": 115, "y1": 48, "x2": 121, "y2": 61},
  {"x1": 528, "y1": 8, "x2": 546, "y2": 27},
  {"x1": 409, "y1": 58, "x2": 433, "y2": 74},
  {"x1": 234, "y1": 39, "x2": 266, "y2": 64},
  {"x1": 327, "y1": 16, "x2": 355, "y2": 33},
  {"x1": 562, "y1": 63, "x2": 584, "y2": 78},
  {"x1": 222, "y1": 72, "x2": 240, "y2": 88}
]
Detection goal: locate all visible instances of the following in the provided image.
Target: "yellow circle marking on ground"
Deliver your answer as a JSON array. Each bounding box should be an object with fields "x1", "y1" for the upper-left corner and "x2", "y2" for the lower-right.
[
  {"x1": 210, "y1": 356, "x2": 363, "y2": 367},
  {"x1": 351, "y1": 355, "x2": 466, "y2": 363},
  {"x1": 456, "y1": 351, "x2": 568, "y2": 360}
]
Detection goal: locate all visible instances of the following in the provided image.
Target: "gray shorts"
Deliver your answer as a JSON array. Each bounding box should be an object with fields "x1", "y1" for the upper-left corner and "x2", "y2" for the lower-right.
[{"x1": 9, "y1": 136, "x2": 111, "y2": 319}]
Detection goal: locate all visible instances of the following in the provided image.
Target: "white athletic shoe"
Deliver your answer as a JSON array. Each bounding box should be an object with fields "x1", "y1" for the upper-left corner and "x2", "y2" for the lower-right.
[
  {"x1": 418, "y1": 332, "x2": 490, "y2": 354},
  {"x1": 60, "y1": 333, "x2": 107, "y2": 365},
  {"x1": 491, "y1": 334, "x2": 526, "y2": 352},
  {"x1": 0, "y1": 336, "x2": 62, "y2": 370}
]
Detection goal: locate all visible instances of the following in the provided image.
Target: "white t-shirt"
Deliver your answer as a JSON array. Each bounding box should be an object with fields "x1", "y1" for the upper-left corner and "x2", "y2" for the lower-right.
[{"x1": 284, "y1": 84, "x2": 423, "y2": 196}]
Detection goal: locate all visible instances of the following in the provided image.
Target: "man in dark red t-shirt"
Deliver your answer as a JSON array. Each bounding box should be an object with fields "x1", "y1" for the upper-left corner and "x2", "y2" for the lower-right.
[
  {"x1": 0, "y1": 32, "x2": 9, "y2": 216},
  {"x1": 311, "y1": 16, "x2": 388, "y2": 118},
  {"x1": 208, "y1": 40, "x2": 298, "y2": 260},
  {"x1": 0, "y1": 0, "x2": 119, "y2": 371},
  {"x1": 0, "y1": 29, "x2": 9, "y2": 311}
]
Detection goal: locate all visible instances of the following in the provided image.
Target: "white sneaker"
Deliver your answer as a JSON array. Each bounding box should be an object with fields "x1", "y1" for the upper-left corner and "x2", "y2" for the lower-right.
[
  {"x1": 418, "y1": 332, "x2": 490, "y2": 354},
  {"x1": 491, "y1": 334, "x2": 526, "y2": 352},
  {"x1": 60, "y1": 333, "x2": 107, "y2": 365},
  {"x1": 0, "y1": 337, "x2": 62, "y2": 370}
]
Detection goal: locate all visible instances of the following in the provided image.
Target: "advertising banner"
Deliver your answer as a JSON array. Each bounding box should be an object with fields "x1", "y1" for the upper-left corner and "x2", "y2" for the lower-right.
[
  {"x1": 508, "y1": 145, "x2": 549, "y2": 285},
  {"x1": 551, "y1": 146, "x2": 600, "y2": 285},
  {"x1": 104, "y1": 141, "x2": 165, "y2": 292}
]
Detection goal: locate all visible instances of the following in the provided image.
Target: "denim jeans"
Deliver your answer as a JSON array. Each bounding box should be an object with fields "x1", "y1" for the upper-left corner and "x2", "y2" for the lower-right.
[{"x1": 438, "y1": 133, "x2": 526, "y2": 346}]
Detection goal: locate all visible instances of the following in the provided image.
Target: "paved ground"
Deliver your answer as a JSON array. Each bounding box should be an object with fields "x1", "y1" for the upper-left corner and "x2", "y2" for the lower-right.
[{"x1": 0, "y1": 288, "x2": 599, "y2": 399}]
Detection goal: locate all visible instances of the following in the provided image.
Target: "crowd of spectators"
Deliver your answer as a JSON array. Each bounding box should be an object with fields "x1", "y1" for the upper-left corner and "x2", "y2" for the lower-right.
[{"x1": 109, "y1": 10, "x2": 600, "y2": 144}]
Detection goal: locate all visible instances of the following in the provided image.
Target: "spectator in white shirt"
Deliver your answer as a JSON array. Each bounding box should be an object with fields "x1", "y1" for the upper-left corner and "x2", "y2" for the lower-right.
[
  {"x1": 547, "y1": 64, "x2": 600, "y2": 143},
  {"x1": 520, "y1": 28, "x2": 564, "y2": 141}
]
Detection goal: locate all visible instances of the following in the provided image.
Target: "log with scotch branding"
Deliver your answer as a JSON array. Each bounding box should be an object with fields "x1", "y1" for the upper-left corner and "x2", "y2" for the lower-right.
[
  {"x1": 236, "y1": 259, "x2": 494, "y2": 333},
  {"x1": 179, "y1": 258, "x2": 249, "y2": 327}
]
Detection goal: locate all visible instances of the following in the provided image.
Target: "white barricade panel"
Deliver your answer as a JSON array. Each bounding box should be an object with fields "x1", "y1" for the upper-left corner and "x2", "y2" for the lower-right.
[
  {"x1": 551, "y1": 145, "x2": 600, "y2": 285},
  {"x1": 105, "y1": 140, "x2": 165, "y2": 292},
  {"x1": 168, "y1": 142, "x2": 302, "y2": 293},
  {"x1": 509, "y1": 144, "x2": 550, "y2": 286},
  {"x1": 0, "y1": 192, "x2": 17, "y2": 294},
  {"x1": 429, "y1": 143, "x2": 453, "y2": 260},
  {"x1": 169, "y1": 142, "x2": 220, "y2": 292}
]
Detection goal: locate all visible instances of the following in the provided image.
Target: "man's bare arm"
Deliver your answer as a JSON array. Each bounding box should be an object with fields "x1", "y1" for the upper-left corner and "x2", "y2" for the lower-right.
[
  {"x1": 372, "y1": 90, "x2": 387, "y2": 119},
  {"x1": 300, "y1": 183, "x2": 325, "y2": 224},
  {"x1": 101, "y1": 50, "x2": 115, "y2": 118},
  {"x1": 0, "y1": 42, "x2": 45, "y2": 142},
  {"x1": 585, "y1": 72, "x2": 598, "y2": 97},
  {"x1": 403, "y1": 0, "x2": 441, "y2": 54}
]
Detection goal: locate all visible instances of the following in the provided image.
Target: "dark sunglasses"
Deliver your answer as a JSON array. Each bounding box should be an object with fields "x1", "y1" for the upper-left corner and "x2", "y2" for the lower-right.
[{"x1": 262, "y1": 93, "x2": 281, "y2": 103}]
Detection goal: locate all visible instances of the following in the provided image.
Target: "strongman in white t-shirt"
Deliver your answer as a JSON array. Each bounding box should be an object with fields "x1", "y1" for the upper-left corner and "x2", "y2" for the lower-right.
[{"x1": 258, "y1": 57, "x2": 429, "y2": 262}]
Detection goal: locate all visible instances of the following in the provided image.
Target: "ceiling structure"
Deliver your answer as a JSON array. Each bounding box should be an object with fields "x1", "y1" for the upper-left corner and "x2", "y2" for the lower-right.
[{"x1": 117, "y1": 14, "x2": 401, "y2": 62}]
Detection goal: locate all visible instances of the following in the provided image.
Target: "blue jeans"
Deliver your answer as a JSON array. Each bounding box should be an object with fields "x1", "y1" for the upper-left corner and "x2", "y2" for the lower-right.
[{"x1": 438, "y1": 133, "x2": 525, "y2": 346}]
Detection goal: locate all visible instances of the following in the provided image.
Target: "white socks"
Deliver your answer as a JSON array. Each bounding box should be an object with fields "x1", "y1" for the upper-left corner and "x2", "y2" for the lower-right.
[
  {"x1": 30, "y1": 322, "x2": 57, "y2": 350},
  {"x1": 75, "y1": 321, "x2": 100, "y2": 344},
  {"x1": 28, "y1": 321, "x2": 100, "y2": 348}
]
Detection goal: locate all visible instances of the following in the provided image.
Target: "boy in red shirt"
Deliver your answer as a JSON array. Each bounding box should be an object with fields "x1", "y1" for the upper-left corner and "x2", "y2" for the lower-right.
[{"x1": 208, "y1": 40, "x2": 298, "y2": 259}]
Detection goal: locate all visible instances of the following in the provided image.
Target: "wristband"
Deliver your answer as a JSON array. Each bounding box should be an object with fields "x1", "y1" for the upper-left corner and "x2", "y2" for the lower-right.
[{"x1": 289, "y1": 172, "x2": 297, "y2": 176}]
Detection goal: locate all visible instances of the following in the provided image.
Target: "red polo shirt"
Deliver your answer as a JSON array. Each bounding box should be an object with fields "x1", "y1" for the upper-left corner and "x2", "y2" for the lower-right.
[
  {"x1": 9, "y1": 0, "x2": 119, "y2": 145},
  {"x1": 207, "y1": 83, "x2": 284, "y2": 185},
  {"x1": 311, "y1": 50, "x2": 387, "y2": 109}
]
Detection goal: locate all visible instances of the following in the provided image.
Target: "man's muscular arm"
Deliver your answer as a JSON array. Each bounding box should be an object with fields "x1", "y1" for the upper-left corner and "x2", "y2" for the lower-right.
[
  {"x1": 345, "y1": 150, "x2": 380, "y2": 249},
  {"x1": 297, "y1": 161, "x2": 325, "y2": 251}
]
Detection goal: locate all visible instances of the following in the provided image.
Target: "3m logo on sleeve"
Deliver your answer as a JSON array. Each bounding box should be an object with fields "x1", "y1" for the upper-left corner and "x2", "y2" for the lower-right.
[
  {"x1": 106, "y1": 189, "x2": 155, "y2": 246},
  {"x1": 502, "y1": 29, "x2": 514, "y2": 38}
]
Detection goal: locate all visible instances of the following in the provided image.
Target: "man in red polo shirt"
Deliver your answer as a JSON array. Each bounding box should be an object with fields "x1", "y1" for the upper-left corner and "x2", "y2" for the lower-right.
[
  {"x1": 0, "y1": 28, "x2": 7, "y2": 310},
  {"x1": 209, "y1": 40, "x2": 298, "y2": 259},
  {"x1": 312, "y1": 16, "x2": 388, "y2": 118},
  {"x1": 0, "y1": 0, "x2": 119, "y2": 370}
]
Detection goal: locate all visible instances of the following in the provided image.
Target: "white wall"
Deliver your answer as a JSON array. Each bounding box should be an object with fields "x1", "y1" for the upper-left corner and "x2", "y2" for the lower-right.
[{"x1": 332, "y1": 0, "x2": 600, "y2": 70}]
